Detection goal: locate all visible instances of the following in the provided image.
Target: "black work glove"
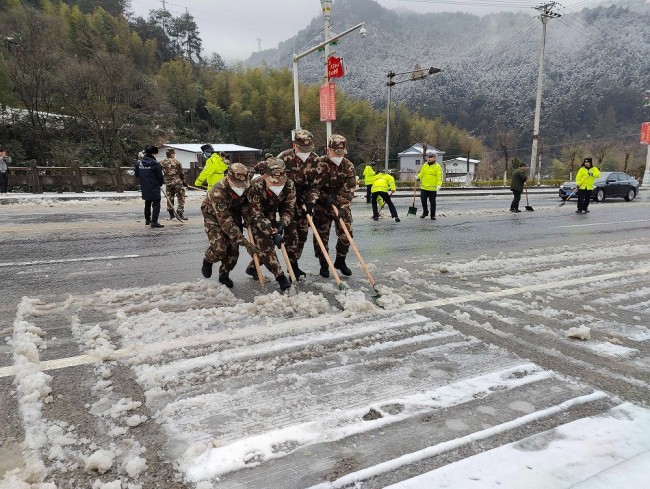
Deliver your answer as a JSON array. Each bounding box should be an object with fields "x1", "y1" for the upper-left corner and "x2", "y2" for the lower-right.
[
  {"x1": 324, "y1": 195, "x2": 336, "y2": 207},
  {"x1": 183, "y1": 182, "x2": 189, "y2": 188},
  {"x1": 337, "y1": 206, "x2": 348, "y2": 219},
  {"x1": 276, "y1": 222, "x2": 286, "y2": 236},
  {"x1": 305, "y1": 202, "x2": 315, "y2": 216},
  {"x1": 271, "y1": 233, "x2": 284, "y2": 248}
]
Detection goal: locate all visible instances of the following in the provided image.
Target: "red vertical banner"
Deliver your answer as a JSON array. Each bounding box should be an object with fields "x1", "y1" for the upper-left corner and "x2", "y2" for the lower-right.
[
  {"x1": 319, "y1": 82, "x2": 336, "y2": 122},
  {"x1": 641, "y1": 122, "x2": 650, "y2": 145}
]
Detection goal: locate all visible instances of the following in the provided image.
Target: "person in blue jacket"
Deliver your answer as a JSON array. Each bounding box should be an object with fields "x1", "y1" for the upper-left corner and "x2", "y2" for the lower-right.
[{"x1": 135, "y1": 145, "x2": 165, "y2": 228}]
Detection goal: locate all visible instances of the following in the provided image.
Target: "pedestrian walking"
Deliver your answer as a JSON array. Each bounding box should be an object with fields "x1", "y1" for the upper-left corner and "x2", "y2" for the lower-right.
[
  {"x1": 135, "y1": 145, "x2": 165, "y2": 228},
  {"x1": 195, "y1": 144, "x2": 228, "y2": 189},
  {"x1": 371, "y1": 170, "x2": 400, "y2": 222},
  {"x1": 0, "y1": 146, "x2": 11, "y2": 194},
  {"x1": 312, "y1": 134, "x2": 357, "y2": 278},
  {"x1": 575, "y1": 157, "x2": 600, "y2": 213},
  {"x1": 245, "y1": 158, "x2": 295, "y2": 291},
  {"x1": 160, "y1": 148, "x2": 188, "y2": 220},
  {"x1": 417, "y1": 153, "x2": 442, "y2": 220},
  {"x1": 277, "y1": 129, "x2": 322, "y2": 278},
  {"x1": 509, "y1": 162, "x2": 528, "y2": 213},
  {"x1": 200, "y1": 163, "x2": 260, "y2": 287},
  {"x1": 363, "y1": 161, "x2": 377, "y2": 203}
]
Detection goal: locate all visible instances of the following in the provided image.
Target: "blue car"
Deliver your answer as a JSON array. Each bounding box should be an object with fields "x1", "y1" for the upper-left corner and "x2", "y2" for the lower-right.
[{"x1": 559, "y1": 171, "x2": 640, "y2": 202}]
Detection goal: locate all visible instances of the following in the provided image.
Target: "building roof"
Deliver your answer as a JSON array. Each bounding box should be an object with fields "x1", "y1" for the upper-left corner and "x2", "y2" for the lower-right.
[
  {"x1": 163, "y1": 143, "x2": 261, "y2": 153},
  {"x1": 444, "y1": 157, "x2": 480, "y2": 164},
  {"x1": 398, "y1": 143, "x2": 445, "y2": 157}
]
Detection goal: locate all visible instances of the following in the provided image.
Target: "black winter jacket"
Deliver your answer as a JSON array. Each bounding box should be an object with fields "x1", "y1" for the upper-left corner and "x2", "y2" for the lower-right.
[{"x1": 135, "y1": 156, "x2": 164, "y2": 200}]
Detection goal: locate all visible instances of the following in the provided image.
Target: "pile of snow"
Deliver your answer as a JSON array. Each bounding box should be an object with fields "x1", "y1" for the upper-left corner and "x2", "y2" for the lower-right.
[{"x1": 565, "y1": 325, "x2": 591, "y2": 340}]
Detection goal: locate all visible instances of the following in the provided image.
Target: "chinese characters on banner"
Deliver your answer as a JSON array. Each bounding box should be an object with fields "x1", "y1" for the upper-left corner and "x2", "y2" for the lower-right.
[
  {"x1": 641, "y1": 122, "x2": 650, "y2": 145},
  {"x1": 319, "y1": 82, "x2": 336, "y2": 122},
  {"x1": 327, "y1": 56, "x2": 345, "y2": 79}
]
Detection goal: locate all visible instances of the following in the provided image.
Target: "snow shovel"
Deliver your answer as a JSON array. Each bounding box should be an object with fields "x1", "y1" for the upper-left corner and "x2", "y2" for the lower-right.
[
  {"x1": 524, "y1": 186, "x2": 534, "y2": 211},
  {"x1": 303, "y1": 205, "x2": 345, "y2": 290},
  {"x1": 331, "y1": 205, "x2": 380, "y2": 297},
  {"x1": 559, "y1": 177, "x2": 587, "y2": 207},
  {"x1": 161, "y1": 188, "x2": 184, "y2": 223},
  {"x1": 407, "y1": 180, "x2": 418, "y2": 216},
  {"x1": 246, "y1": 227, "x2": 266, "y2": 288}
]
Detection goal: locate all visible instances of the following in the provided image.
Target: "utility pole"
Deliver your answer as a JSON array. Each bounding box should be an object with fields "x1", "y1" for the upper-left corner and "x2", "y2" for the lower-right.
[
  {"x1": 529, "y1": 2, "x2": 560, "y2": 184},
  {"x1": 321, "y1": 0, "x2": 333, "y2": 141},
  {"x1": 161, "y1": 0, "x2": 167, "y2": 34}
]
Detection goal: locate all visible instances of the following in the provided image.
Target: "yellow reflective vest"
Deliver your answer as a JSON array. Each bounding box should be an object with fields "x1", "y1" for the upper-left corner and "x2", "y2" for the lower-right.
[
  {"x1": 195, "y1": 153, "x2": 228, "y2": 187},
  {"x1": 363, "y1": 165, "x2": 377, "y2": 185},
  {"x1": 372, "y1": 173, "x2": 396, "y2": 193},
  {"x1": 417, "y1": 162, "x2": 442, "y2": 191},
  {"x1": 576, "y1": 166, "x2": 600, "y2": 190}
]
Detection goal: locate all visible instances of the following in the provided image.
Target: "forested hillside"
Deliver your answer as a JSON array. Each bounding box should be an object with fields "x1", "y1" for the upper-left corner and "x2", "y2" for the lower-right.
[{"x1": 248, "y1": 0, "x2": 650, "y2": 175}]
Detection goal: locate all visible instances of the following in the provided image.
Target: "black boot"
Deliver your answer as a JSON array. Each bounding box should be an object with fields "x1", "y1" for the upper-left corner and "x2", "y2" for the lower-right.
[
  {"x1": 218, "y1": 274, "x2": 234, "y2": 288},
  {"x1": 201, "y1": 259, "x2": 213, "y2": 278},
  {"x1": 290, "y1": 261, "x2": 306, "y2": 279},
  {"x1": 420, "y1": 212, "x2": 429, "y2": 219},
  {"x1": 151, "y1": 221, "x2": 164, "y2": 228},
  {"x1": 245, "y1": 264, "x2": 256, "y2": 278},
  {"x1": 276, "y1": 274, "x2": 291, "y2": 291},
  {"x1": 177, "y1": 212, "x2": 188, "y2": 220},
  {"x1": 319, "y1": 260, "x2": 330, "y2": 278},
  {"x1": 169, "y1": 210, "x2": 175, "y2": 220},
  {"x1": 145, "y1": 218, "x2": 151, "y2": 225},
  {"x1": 334, "y1": 256, "x2": 352, "y2": 276}
]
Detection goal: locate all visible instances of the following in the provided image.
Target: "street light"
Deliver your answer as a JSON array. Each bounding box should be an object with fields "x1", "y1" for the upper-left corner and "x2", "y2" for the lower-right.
[
  {"x1": 292, "y1": 17, "x2": 366, "y2": 138},
  {"x1": 384, "y1": 67, "x2": 442, "y2": 171}
]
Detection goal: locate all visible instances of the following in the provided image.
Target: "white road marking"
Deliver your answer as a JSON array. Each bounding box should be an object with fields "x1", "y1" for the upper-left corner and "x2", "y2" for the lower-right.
[
  {"x1": 2, "y1": 264, "x2": 649, "y2": 379},
  {"x1": 557, "y1": 219, "x2": 650, "y2": 228},
  {"x1": 0, "y1": 254, "x2": 140, "y2": 268}
]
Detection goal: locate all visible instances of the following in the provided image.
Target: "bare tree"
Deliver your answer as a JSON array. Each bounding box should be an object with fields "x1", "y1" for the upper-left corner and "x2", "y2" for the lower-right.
[
  {"x1": 459, "y1": 134, "x2": 480, "y2": 185},
  {"x1": 496, "y1": 128, "x2": 516, "y2": 185},
  {"x1": 619, "y1": 141, "x2": 638, "y2": 173},
  {"x1": 561, "y1": 141, "x2": 583, "y2": 180},
  {"x1": 590, "y1": 141, "x2": 613, "y2": 167}
]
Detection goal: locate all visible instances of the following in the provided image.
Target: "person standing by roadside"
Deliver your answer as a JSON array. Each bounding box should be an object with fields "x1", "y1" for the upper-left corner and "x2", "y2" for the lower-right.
[
  {"x1": 363, "y1": 161, "x2": 377, "y2": 204},
  {"x1": 509, "y1": 162, "x2": 528, "y2": 213},
  {"x1": 195, "y1": 144, "x2": 228, "y2": 189},
  {"x1": 135, "y1": 145, "x2": 165, "y2": 228},
  {"x1": 160, "y1": 148, "x2": 188, "y2": 220},
  {"x1": 417, "y1": 153, "x2": 442, "y2": 220},
  {"x1": 312, "y1": 134, "x2": 357, "y2": 278},
  {"x1": 200, "y1": 163, "x2": 260, "y2": 287},
  {"x1": 575, "y1": 157, "x2": 600, "y2": 214},
  {"x1": 0, "y1": 146, "x2": 10, "y2": 194},
  {"x1": 371, "y1": 170, "x2": 400, "y2": 222}
]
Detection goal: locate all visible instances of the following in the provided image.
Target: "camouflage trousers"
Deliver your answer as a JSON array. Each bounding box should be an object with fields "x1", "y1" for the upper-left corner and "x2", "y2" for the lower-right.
[
  {"x1": 165, "y1": 183, "x2": 185, "y2": 213},
  {"x1": 313, "y1": 204, "x2": 352, "y2": 261},
  {"x1": 202, "y1": 213, "x2": 239, "y2": 276},
  {"x1": 247, "y1": 225, "x2": 283, "y2": 278},
  {"x1": 284, "y1": 208, "x2": 309, "y2": 262}
]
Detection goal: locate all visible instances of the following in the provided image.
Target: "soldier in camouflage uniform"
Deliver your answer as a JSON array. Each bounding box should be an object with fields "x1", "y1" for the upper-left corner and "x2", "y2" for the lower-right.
[
  {"x1": 200, "y1": 163, "x2": 260, "y2": 288},
  {"x1": 245, "y1": 158, "x2": 296, "y2": 291},
  {"x1": 160, "y1": 148, "x2": 188, "y2": 220},
  {"x1": 312, "y1": 134, "x2": 357, "y2": 278},
  {"x1": 277, "y1": 129, "x2": 322, "y2": 278}
]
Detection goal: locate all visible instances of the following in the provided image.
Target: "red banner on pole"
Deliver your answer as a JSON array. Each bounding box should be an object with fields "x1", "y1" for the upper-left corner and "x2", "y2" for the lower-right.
[
  {"x1": 641, "y1": 122, "x2": 650, "y2": 145},
  {"x1": 319, "y1": 82, "x2": 336, "y2": 122},
  {"x1": 327, "y1": 56, "x2": 345, "y2": 79}
]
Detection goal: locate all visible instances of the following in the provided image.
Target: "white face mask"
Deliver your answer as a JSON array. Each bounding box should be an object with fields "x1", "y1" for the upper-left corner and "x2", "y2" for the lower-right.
[
  {"x1": 296, "y1": 152, "x2": 311, "y2": 162},
  {"x1": 269, "y1": 184, "x2": 285, "y2": 196},
  {"x1": 231, "y1": 186, "x2": 245, "y2": 197},
  {"x1": 330, "y1": 156, "x2": 343, "y2": 166}
]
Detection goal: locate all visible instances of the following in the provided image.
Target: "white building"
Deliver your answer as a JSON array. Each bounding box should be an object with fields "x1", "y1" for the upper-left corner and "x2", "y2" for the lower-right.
[
  {"x1": 443, "y1": 157, "x2": 480, "y2": 183},
  {"x1": 397, "y1": 144, "x2": 445, "y2": 181},
  {"x1": 161, "y1": 143, "x2": 261, "y2": 169}
]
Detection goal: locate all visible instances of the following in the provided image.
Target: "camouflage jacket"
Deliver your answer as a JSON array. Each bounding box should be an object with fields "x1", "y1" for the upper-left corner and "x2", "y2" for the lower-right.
[
  {"x1": 247, "y1": 178, "x2": 296, "y2": 235},
  {"x1": 277, "y1": 149, "x2": 321, "y2": 206},
  {"x1": 200, "y1": 179, "x2": 249, "y2": 244},
  {"x1": 160, "y1": 157, "x2": 185, "y2": 186},
  {"x1": 314, "y1": 156, "x2": 356, "y2": 209}
]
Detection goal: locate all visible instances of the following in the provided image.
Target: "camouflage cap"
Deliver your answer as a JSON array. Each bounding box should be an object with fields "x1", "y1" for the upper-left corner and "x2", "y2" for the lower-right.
[
  {"x1": 293, "y1": 129, "x2": 314, "y2": 152},
  {"x1": 328, "y1": 134, "x2": 347, "y2": 155},
  {"x1": 227, "y1": 162, "x2": 250, "y2": 188},
  {"x1": 266, "y1": 157, "x2": 287, "y2": 185}
]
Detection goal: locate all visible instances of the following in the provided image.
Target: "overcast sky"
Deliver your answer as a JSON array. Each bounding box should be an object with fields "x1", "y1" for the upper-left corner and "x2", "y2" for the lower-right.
[{"x1": 128, "y1": 0, "x2": 621, "y2": 62}]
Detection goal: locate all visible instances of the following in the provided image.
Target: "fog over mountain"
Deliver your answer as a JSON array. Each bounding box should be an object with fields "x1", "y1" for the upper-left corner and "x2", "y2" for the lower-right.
[{"x1": 247, "y1": 0, "x2": 650, "y2": 152}]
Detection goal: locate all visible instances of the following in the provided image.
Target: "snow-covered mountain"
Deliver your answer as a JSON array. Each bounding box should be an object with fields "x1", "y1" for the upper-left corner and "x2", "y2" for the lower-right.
[{"x1": 247, "y1": 0, "x2": 650, "y2": 148}]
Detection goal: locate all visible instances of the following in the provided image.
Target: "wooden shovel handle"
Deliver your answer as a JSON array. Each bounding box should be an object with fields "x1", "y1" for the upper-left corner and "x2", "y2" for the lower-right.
[
  {"x1": 246, "y1": 227, "x2": 265, "y2": 287},
  {"x1": 332, "y1": 205, "x2": 376, "y2": 288},
  {"x1": 303, "y1": 205, "x2": 342, "y2": 286}
]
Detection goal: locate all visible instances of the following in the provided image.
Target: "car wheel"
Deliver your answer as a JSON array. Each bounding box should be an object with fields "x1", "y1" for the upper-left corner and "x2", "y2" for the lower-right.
[
  {"x1": 624, "y1": 188, "x2": 636, "y2": 201},
  {"x1": 595, "y1": 188, "x2": 605, "y2": 202}
]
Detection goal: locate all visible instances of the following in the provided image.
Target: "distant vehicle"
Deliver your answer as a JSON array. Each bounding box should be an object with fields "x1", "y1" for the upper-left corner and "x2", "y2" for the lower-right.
[{"x1": 559, "y1": 171, "x2": 640, "y2": 202}]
